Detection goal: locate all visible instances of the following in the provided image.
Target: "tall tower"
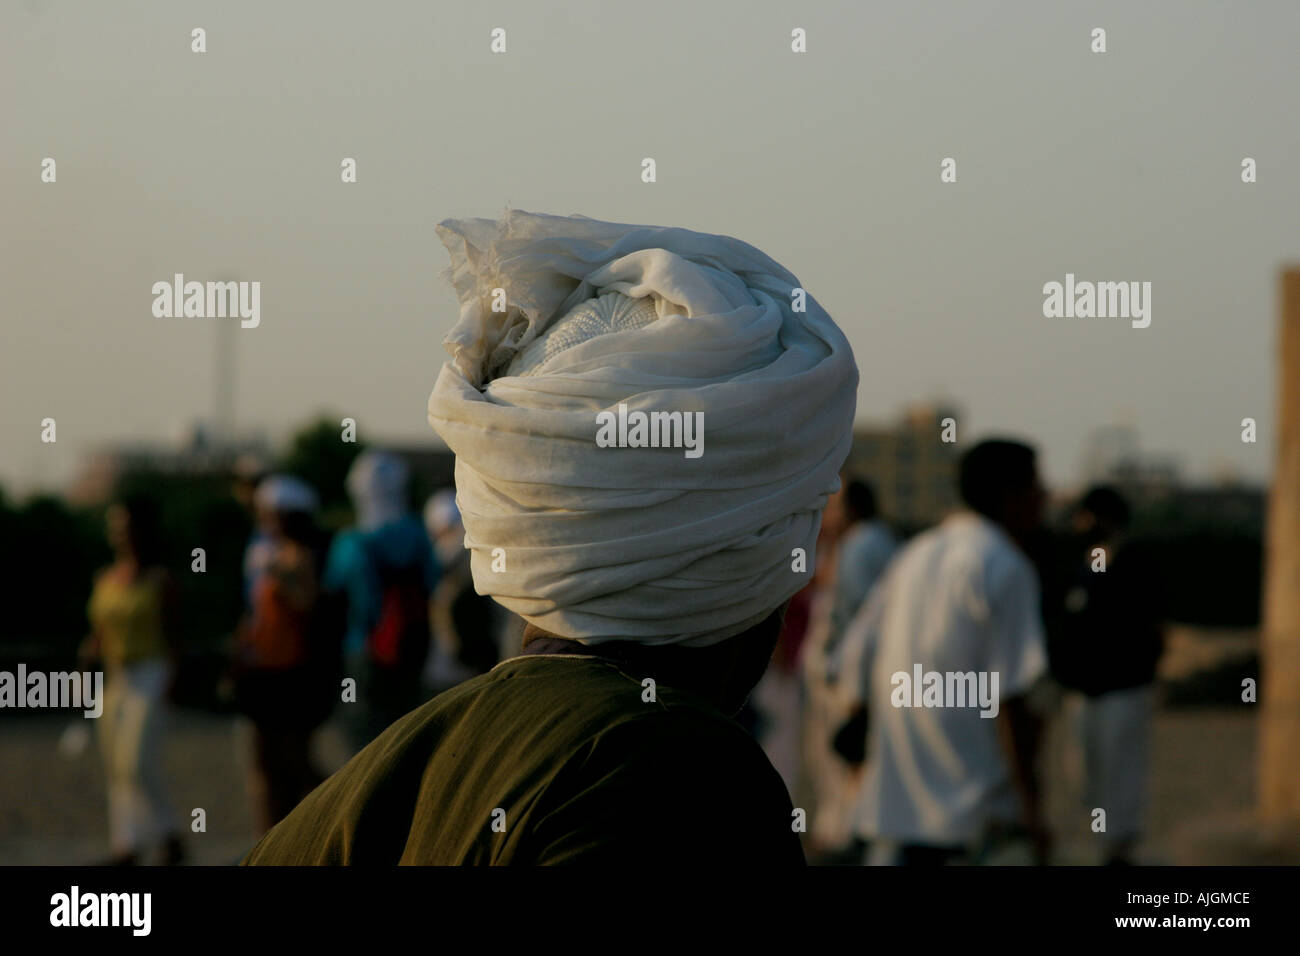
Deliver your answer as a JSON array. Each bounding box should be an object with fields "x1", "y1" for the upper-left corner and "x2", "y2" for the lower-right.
[{"x1": 213, "y1": 275, "x2": 236, "y2": 446}]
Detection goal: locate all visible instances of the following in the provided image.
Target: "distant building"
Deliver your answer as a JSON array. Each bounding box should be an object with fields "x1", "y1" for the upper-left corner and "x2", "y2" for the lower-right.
[
  {"x1": 1058, "y1": 424, "x2": 1265, "y2": 533},
  {"x1": 1166, "y1": 482, "x2": 1265, "y2": 529},
  {"x1": 844, "y1": 403, "x2": 961, "y2": 529},
  {"x1": 1079, "y1": 423, "x2": 1141, "y2": 485},
  {"x1": 67, "y1": 422, "x2": 271, "y2": 506},
  {"x1": 1079, "y1": 422, "x2": 1181, "y2": 493}
]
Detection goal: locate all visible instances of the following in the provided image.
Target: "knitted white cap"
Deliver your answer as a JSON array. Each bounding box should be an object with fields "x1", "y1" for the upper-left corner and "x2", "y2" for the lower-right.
[{"x1": 504, "y1": 291, "x2": 659, "y2": 378}]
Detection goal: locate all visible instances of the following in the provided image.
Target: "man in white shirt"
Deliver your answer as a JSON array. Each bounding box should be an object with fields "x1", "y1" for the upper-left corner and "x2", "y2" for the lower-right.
[{"x1": 837, "y1": 439, "x2": 1050, "y2": 865}]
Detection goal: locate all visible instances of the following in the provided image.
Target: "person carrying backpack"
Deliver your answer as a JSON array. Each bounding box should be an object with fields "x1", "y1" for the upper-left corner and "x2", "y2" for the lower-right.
[{"x1": 324, "y1": 451, "x2": 440, "y2": 752}]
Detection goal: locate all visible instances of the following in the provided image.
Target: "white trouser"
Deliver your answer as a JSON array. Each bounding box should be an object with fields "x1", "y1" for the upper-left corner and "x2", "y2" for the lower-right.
[
  {"x1": 1079, "y1": 684, "x2": 1154, "y2": 850},
  {"x1": 97, "y1": 658, "x2": 177, "y2": 854}
]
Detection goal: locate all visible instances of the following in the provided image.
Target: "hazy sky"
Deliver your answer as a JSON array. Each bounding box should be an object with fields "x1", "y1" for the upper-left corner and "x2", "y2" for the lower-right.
[{"x1": 4, "y1": 0, "x2": 1298, "y2": 497}]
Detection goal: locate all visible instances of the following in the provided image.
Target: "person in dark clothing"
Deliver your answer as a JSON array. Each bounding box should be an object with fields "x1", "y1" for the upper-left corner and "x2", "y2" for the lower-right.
[
  {"x1": 243, "y1": 609, "x2": 804, "y2": 865},
  {"x1": 1053, "y1": 485, "x2": 1164, "y2": 864}
]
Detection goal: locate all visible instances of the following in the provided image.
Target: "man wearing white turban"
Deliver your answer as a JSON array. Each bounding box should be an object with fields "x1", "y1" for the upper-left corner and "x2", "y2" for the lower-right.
[{"x1": 245, "y1": 210, "x2": 858, "y2": 865}]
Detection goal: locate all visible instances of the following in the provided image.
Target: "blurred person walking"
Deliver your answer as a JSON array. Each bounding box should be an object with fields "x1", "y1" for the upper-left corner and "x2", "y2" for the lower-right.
[
  {"x1": 82, "y1": 495, "x2": 185, "y2": 865},
  {"x1": 232, "y1": 453, "x2": 271, "y2": 609},
  {"x1": 1052, "y1": 485, "x2": 1164, "y2": 865},
  {"x1": 423, "y1": 490, "x2": 499, "y2": 693},
  {"x1": 324, "y1": 451, "x2": 439, "y2": 751},
  {"x1": 801, "y1": 479, "x2": 894, "y2": 861},
  {"x1": 836, "y1": 440, "x2": 1051, "y2": 865},
  {"x1": 231, "y1": 476, "x2": 334, "y2": 833},
  {"x1": 823, "y1": 479, "x2": 896, "y2": 668},
  {"x1": 753, "y1": 583, "x2": 814, "y2": 794},
  {"x1": 822, "y1": 478, "x2": 896, "y2": 858}
]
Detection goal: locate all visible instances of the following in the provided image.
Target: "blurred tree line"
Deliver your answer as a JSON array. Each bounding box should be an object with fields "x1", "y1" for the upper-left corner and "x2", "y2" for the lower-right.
[
  {"x1": 0, "y1": 415, "x2": 365, "y2": 677},
  {"x1": 1128, "y1": 499, "x2": 1262, "y2": 628},
  {"x1": 0, "y1": 420, "x2": 1264, "y2": 680},
  {"x1": 0, "y1": 487, "x2": 110, "y2": 660}
]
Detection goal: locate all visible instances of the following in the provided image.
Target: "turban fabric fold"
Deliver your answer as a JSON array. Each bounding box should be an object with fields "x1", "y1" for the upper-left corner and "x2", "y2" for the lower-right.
[{"x1": 427, "y1": 210, "x2": 858, "y2": 647}]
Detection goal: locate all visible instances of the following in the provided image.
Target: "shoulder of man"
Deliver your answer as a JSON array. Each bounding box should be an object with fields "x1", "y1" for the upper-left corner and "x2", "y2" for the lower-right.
[
  {"x1": 521, "y1": 696, "x2": 805, "y2": 866},
  {"x1": 242, "y1": 678, "x2": 493, "y2": 865}
]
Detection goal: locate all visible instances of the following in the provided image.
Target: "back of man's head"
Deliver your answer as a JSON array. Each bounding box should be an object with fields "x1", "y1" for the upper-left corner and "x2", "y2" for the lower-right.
[
  {"x1": 958, "y1": 439, "x2": 1038, "y2": 524},
  {"x1": 845, "y1": 478, "x2": 878, "y2": 524},
  {"x1": 1079, "y1": 484, "x2": 1131, "y2": 532}
]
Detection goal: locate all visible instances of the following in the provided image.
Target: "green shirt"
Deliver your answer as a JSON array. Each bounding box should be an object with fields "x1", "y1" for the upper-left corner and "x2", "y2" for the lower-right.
[{"x1": 242, "y1": 654, "x2": 805, "y2": 865}]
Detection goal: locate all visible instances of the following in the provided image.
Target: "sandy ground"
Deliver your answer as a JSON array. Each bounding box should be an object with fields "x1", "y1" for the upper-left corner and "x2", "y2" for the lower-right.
[
  {"x1": 0, "y1": 713, "x2": 355, "y2": 866},
  {"x1": 1040, "y1": 703, "x2": 1273, "y2": 865},
  {"x1": 1, "y1": 700, "x2": 1292, "y2": 865},
  {"x1": 0, "y1": 625, "x2": 1291, "y2": 866}
]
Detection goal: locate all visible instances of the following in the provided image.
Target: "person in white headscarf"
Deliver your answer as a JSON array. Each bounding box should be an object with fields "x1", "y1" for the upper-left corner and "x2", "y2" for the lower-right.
[
  {"x1": 323, "y1": 450, "x2": 440, "y2": 751},
  {"x1": 421, "y1": 490, "x2": 501, "y2": 692},
  {"x1": 346, "y1": 451, "x2": 410, "y2": 531},
  {"x1": 245, "y1": 211, "x2": 857, "y2": 866}
]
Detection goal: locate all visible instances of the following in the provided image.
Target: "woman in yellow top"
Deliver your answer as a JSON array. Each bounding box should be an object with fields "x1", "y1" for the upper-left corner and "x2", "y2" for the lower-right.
[{"x1": 82, "y1": 496, "x2": 184, "y2": 866}]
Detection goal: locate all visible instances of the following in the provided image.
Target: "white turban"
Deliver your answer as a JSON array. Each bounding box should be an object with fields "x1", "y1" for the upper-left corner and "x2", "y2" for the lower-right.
[{"x1": 427, "y1": 210, "x2": 858, "y2": 647}]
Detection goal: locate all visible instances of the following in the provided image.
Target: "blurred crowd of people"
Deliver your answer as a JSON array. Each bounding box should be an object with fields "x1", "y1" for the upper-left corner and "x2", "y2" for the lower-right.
[
  {"x1": 77, "y1": 436, "x2": 1164, "y2": 866},
  {"x1": 752, "y1": 438, "x2": 1165, "y2": 866},
  {"x1": 78, "y1": 450, "x2": 512, "y2": 864}
]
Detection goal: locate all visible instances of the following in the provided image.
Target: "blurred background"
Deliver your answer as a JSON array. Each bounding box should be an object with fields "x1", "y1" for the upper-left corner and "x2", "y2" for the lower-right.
[{"x1": 2, "y1": 0, "x2": 1299, "y2": 865}]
